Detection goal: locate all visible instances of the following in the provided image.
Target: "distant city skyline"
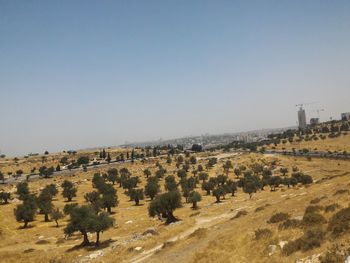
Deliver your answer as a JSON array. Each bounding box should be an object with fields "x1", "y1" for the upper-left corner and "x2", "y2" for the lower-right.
[{"x1": 1, "y1": 1, "x2": 350, "y2": 156}]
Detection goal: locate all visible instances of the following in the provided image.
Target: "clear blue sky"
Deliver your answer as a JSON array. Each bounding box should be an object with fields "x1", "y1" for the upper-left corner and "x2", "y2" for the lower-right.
[{"x1": 1, "y1": 1, "x2": 350, "y2": 156}]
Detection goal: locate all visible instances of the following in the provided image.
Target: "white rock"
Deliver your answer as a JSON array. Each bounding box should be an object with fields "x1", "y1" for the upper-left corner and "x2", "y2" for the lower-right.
[
  {"x1": 279, "y1": 241, "x2": 288, "y2": 249},
  {"x1": 134, "y1": 246, "x2": 142, "y2": 251},
  {"x1": 132, "y1": 233, "x2": 142, "y2": 240},
  {"x1": 125, "y1": 220, "x2": 133, "y2": 224},
  {"x1": 293, "y1": 215, "x2": 303, "y2": 221},
  {"x1": 296, "y1": 253, "x2": 321, "y2": 263},
  {"x1": 268, "y1": 245, "x2": 277, "y2": 256},
  {"x1": 87, "y1": 251, "x2": 104, "y2": 259},
  {"x1": 344, "y1": 256, "x2": 350, "y2": 263},
  {"x1": 38, "y1": 236, "x2": 45, "y2": 240},
  {"x1": 11, "y1": 198, "x2": 20, "y2": 203}
]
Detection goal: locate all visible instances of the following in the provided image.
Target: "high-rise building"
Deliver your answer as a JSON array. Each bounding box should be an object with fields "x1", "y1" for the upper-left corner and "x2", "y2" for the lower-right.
[{"x1": 298, "y1": 107, "x2": 307, "y2": 129}]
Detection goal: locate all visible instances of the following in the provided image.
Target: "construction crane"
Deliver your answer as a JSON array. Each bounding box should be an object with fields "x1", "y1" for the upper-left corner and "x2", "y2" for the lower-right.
[
  {"x1": 311, "y1": 109, "x2": 325, "y2": 118},
  {"x1": 295, "y1": 102, "x2": 318, "y2": 109}
]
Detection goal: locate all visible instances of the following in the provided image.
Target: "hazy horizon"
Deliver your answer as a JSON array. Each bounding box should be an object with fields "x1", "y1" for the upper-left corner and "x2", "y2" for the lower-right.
[{"x1": 1, "y1": 1, "x2": 350, "y2": 156}]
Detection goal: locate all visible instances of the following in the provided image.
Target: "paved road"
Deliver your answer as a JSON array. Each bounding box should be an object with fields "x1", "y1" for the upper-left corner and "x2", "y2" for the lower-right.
[
  {"x1": 1, "y1": 158, "x2": 136, "y2": 185},
  {"x1": 264, "y1": 149, "x2": 350, "y2": 160}
]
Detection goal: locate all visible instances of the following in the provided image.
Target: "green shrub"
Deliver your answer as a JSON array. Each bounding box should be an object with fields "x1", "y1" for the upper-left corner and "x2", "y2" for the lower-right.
[
  {"x1": 328, "y1": 207, "x2": 350, "y2": 237},
  {"x1": 268, "y1": 212, "x2": 290, "y2": 223},
  {"x1": 255, "y1": 228, "x2": 273, "y2": 240}
]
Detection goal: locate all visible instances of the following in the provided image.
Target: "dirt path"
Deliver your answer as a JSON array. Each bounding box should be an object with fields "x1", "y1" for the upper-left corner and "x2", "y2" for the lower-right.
[{"x1": 128, "y1": 206, "x2": 250, "y2": 263}]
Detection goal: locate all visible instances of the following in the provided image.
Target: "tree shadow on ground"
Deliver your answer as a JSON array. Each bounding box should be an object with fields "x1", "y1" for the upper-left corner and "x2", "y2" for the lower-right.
[{"x1": 66, "y1": 239, "x2": 115, "y2": 252}]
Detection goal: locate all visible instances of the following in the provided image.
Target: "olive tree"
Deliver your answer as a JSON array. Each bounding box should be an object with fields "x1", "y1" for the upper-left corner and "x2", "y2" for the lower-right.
[
  {"x1": 148, "y1": 191, "x2": 182, "y2": 224},
  {"x1": 37, "y1": 188, "x2": 54, "y2": 222},
  {"x1": 51, "y1": 208, "x2": 64, "y2": 227},
  {"x1": 129, "y1": 188, "x2": 144, "y2": 205},
  {"x1": 14, "y1": 194, "x2": 37, "y2": 228},
  {"x1": 0, "y1": 191, "x2": 11, "y2": 204},
  {"x1": 107, "y1": 168, "x2": 118, "y2": 185},
  {"x1": 65, "y1": 205, "x2": 114, "y2": 246},
  {"x1": 16, "y1": 182, "x2": 29, "y2": 200},
  {"x1": 188, "y1": 191, "x2": 201, "y2": 209},
  {"x1": 145, "y1": 177, "x2": 160, "y2": 200},
  {"x1": 61, "y1": 180, "x2": 77, "y2": 202}
]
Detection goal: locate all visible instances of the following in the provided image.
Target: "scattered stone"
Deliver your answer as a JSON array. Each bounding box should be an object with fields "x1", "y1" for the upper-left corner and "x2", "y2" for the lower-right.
[
  {"x1": 169, "y1": 221, "x2": 182, "y2": 227},
  {"x1": 345, "y1": 256, "x2": 350, "y2": 263},
  {"x1": 125, "y1": 220, "x2": 133, "y2": 224},
  {"x1": 11, "y1": 198, "x2": 20, "y2": 203},
  {"x1": 293, "y1": 215, "x2": 303, "y2": 221},
  {"x1": 38, "y1": 235, "x2": 45, "y2": 240},
  {"x1": 132, "y1": 233, "x2": 142, "y2": 241},
  {"x1": 268, "y1": 245, "x2": 277, "y2": 256},
  {"x1": 296, "y1": 253, "x2": 321, "y2": 263},
  {"x1": 278, "y1": 241, "x2": 288, "y2": 249},
  {"x1": 134, "y1": 246, "x2": 142, "y2": 251},
  {"x1": 86, "y1": 250, "x2": 104, "y2": 259}
]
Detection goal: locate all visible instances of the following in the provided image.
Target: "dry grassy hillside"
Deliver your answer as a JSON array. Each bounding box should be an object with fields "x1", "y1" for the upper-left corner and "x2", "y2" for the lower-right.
[
  {"x1": 0, "y1": 147, "x2": 350, "y2": 263},
  {"x1": 266, "y1": 132, "x2": 350, "y2": 153}
]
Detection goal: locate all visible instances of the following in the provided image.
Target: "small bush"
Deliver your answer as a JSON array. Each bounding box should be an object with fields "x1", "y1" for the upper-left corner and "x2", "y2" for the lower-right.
[
  {"x1": 268, "y1": 212, "x2": 290, "y2": 223},
  {"x1": 255, "y1": 203, "x2": 270, "y2": 213},
  {"x1": 255, "y1": 228, "x2": 273, "y2": 240},
  {"x1": 36, "y1": 240, "x2": 50, "y2": 245},
  {"x1": 283, "y1": 227, "x2": 325, "y2": 255},
  {"x1": 231, "y1": 210, "x2": 248, "y2": 220},
  {"x1": 162, "y1": 241, "x2": 176, "y2": 249},
  {"x1": 303, "y1": 212, "x2": 327, "y2": 226},
  {"x1": 300, "y1": 227, "x2": 326, "y2": 251},
  {"x1": 310, "y1": 198, "x2": 321, "y2": 204},
  {"x1": 279, "y1": 219, "x2": 302, "y2": 230},
  {"x1": 188, "y1": 228, "x2": 207, "y2": 239},
  {"x1": 320, "y1": 250, "x2": 345, "y2": 263},
  {"x1": 255, "y1": 206, "x2": 265, "y2": 212},
  {"x1": 283, "y1": 240, "x2": 300, "y2": 255},
  {"x1": 325, "y1": 203, "x2": 341, "y2": 213},
  {"x1": 333, "y1": 189, "x2": 349, "y2": 196},
  {"x1": 305, "y1": 205, "x2": 324, "y2": 214},
  {"x1": 328, "y1": 207, "x2": 350, "y2": 237}
]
